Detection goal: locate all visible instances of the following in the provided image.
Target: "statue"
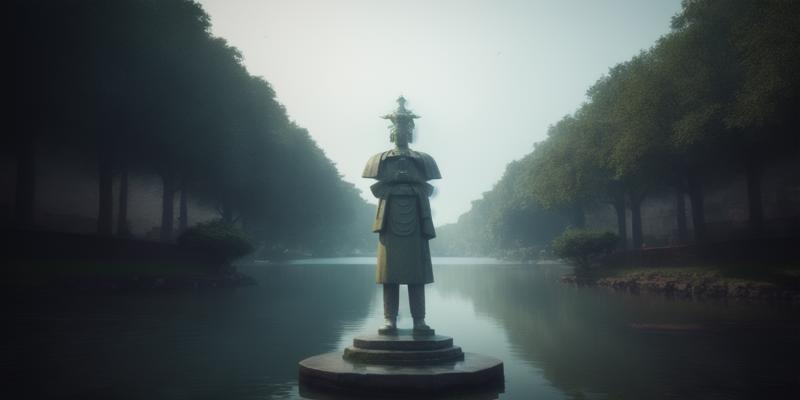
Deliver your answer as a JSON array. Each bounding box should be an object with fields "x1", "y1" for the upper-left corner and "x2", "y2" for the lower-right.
[
  {"x1": 362, "y1": 96, "x2": 441, "y2": 334},
  {"x1": 299, "y1": 104, "x2": 501, "y2": 391}
]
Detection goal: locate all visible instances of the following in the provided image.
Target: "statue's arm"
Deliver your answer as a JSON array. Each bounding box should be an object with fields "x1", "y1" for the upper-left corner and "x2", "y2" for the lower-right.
[
  {"x1": 370, "y1": 181, "x2": 391, "y2": 198},
  {"x1": 410, "y1": 184, "x2": 436, "y2": 239}
]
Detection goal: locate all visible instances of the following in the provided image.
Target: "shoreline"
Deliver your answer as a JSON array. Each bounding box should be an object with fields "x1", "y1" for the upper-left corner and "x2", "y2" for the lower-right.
[
  {"x1": 561, "y1": 267, "x2": 800, "y2": 303},
  {"x1": 4, "y1": 229, "x2": 256, "y2": 294},
  {"x1": 557, "y1": 237, "x2": 800, "y2": 303}
]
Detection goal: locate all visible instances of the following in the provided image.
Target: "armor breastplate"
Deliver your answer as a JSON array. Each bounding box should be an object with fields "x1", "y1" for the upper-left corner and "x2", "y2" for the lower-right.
[{"x1": 388, "y1": 196, "x2": 418, "y2": 236}]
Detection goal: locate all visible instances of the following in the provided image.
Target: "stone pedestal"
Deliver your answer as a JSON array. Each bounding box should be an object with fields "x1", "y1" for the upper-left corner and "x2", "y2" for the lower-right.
[{"x1": 298, "y1": 329, "x2": 504, "y2": 396}]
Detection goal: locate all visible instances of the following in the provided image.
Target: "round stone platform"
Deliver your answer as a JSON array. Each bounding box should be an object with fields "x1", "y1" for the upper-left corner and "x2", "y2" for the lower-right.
[
  {"x1": 299, "y1": 351, "x2": 504, "y2": 393},
  {"x1": 298, "y1": 329, "x2": 504, "y2": 394},
  {"x1": 344, "y1": 330, "x2": 464, "y2": 365}
]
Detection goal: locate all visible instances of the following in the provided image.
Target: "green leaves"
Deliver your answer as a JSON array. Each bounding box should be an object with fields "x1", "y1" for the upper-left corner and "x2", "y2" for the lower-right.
[
  {"x1": 551, "y1": 228, "x2": 618, "y2": 268},
  {"x1": 10, "y1": 0, "x2": 374, "y2": 254},
  {"x1": 177, "y1": 220, "x2": 255, "y2": 263},
  {"x1": 439, "y1": 0, "x2": 799, "y2": 257}
]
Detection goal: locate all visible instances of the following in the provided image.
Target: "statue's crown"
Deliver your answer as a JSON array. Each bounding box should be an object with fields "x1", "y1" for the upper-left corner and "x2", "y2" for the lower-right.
[{"x1": 381, "y1": 96, "x2": 420, "y2": 123}]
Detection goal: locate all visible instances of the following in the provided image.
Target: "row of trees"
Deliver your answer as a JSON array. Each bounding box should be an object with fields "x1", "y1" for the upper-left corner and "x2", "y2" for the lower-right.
[
  {"x1": 431, "y1": 157, "x2": 569, "y2": 258},
  {"x1": 437, "y1": 0, "x2": 799, "y2": 256},
  {"x1": 9, "y1": 0, "x2": 374, "y2": 255}
]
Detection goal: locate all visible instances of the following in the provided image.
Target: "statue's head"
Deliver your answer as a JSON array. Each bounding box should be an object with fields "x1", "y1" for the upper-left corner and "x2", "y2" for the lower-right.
[{"x1": 382, "y1": 96, "x2": 419, "y2": 148}]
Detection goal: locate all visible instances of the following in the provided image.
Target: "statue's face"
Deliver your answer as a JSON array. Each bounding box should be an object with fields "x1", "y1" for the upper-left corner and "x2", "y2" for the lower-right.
[{"x1": 392, "y1": 119, "x2": 414, "y2": 147}]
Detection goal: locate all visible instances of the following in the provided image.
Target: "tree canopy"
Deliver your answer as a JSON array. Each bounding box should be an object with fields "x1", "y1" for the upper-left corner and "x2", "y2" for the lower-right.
[
  {"x1": 10, "y1": 0, "x2": 373, "y2": 255},
  {"x1": 437, "y1": 0, "x2": 800, "y2": 256}
]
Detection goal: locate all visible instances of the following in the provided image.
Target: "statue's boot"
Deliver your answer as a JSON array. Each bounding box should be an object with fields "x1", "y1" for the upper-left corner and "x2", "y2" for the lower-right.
[
  {"x1": 409, "y1": 284, "x2": 434, "y2": 335},
  {"x1": 380, "y1": 284, "x2": 399, "y2": 334},
  {"x1": 381, "y1": 316, "x2": 397, "y2": 331},
  {"x1": 413, "y1": 318, "x2": 432, "y2": 331}
]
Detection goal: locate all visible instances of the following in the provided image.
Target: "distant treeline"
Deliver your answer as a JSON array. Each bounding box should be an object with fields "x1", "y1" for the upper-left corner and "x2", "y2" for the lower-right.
[
  {"x1": 435, "y1": 0, "x2": 799, "y2": 257},
  {"x1": 9, "y1": 0, "x2": 373, "y2": 255}
]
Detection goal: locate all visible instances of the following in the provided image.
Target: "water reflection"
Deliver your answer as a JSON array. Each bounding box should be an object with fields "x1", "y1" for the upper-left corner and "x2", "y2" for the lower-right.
[
  {"x1": 7, "y1": 260, "x2": 799, "y2": 399},
  {"x1": 7, "y1": 264, "x2": 375, "y2": 399},
  {"x1": 433, "y1": 263, "x2": 800, "y2": 400},
  {"x1": 299, "y1": 384, "x2": 504, "y2": 400}
]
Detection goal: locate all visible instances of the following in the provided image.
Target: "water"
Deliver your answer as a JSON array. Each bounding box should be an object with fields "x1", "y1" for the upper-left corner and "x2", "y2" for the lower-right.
[{"x1": 6, "y1": 258, "x2": 799, "y2": 399}]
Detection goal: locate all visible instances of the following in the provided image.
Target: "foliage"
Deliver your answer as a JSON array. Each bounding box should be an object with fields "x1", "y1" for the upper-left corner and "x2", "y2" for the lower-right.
[
  {"x1": 10, "y1": 0, "x2": 375, "y2": 255},
  {"x1": 441, "y1": 0, "x2": 800, "y2": 256},
  {"x1": 177, "y1": 220, "x2": 254, "y2": 263},
  {"x1": 551, "y1": 229, "x2": 618, "y2": 268},
  {"x1": 11, "y1": 0, "x2": 799, "y2": 258},
  {"x1": 431, "y1": 157, "x2": 570, "y2": 257}
]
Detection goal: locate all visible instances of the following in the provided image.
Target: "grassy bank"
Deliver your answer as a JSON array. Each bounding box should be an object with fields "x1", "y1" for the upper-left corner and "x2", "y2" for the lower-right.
[{"x1": 566, "y1": 263, "x2": 800, "y2": 302}]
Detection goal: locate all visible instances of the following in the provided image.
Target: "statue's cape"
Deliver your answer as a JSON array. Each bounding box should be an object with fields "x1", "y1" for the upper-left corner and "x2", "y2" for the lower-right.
[{"x1": 362, "y1": 149, "x2": 441, "y2": 180}]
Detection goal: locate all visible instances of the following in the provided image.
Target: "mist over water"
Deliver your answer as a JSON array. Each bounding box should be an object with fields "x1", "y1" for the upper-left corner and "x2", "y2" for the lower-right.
[{"x1": 9, "y1": 260, "x2": 798, "y2": 399}]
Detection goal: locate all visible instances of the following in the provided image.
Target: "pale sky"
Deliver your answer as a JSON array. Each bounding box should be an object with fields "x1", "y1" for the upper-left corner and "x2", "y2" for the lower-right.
[{"x1": 197, "y1": 0, "x2": 682, "y2": 225}]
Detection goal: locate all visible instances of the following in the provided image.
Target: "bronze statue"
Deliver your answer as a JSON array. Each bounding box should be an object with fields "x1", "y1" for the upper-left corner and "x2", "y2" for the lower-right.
[{"x1": 363, "y1": 96, "x2": 441, "y2": 334}]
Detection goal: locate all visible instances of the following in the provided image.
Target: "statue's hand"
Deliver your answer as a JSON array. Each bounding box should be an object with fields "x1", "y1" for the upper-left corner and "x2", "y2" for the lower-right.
[{"x1": 393, "y1": 170, "x2": 410, "y2": 182}]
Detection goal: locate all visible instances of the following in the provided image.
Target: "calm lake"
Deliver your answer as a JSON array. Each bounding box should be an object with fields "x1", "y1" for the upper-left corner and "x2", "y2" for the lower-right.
[{"x1": 8, "y1": 258, "x2": 799, "y2": 399}]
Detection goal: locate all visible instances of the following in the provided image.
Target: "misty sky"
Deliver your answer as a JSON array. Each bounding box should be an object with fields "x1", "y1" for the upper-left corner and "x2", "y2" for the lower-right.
[{"x1": 197, "y1": 0, "x2": 682, "y2": 225}]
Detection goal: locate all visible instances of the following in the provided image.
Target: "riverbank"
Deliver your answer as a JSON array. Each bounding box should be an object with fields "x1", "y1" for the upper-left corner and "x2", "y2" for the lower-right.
[
  {"x1": 588, "y1": 266, "x2": 800, "y2": 302},
  {"x1": 3, "y1": 229, "x2": 255, "y2": 293},
  {"x1": 560, "y1": 237, "x2": 800, "y2": 303},
  {"x1": 562, "y1": 266, "x2": 800, "y2": 302},
  {"x1": 6, "y1": 262, "x2": 256, "y2": 294}
]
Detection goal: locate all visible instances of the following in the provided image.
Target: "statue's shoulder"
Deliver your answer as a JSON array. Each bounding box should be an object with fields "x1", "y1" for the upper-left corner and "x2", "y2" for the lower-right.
[
  {"x1": 362, "y1": 151, "x2": 391, "y2": 178},
  {"x1": 410, "y1": 150, "x2": 442, "y2": 180},
  {"x1": 362, "y1": 149, "x2": 441, "y2": 180}
]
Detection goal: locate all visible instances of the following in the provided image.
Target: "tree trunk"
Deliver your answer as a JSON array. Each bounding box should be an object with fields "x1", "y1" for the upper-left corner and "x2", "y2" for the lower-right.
[
  {"x1": 612, "y1": 196, "x2": 628, "y2": 249},
  {"x1": 117, "y1": 165, "x2": 130, "y2": 237},
  {"x1": 629, "y1": 192, "x2": 644, "y2": 250},
  {"x1": 97, "y1": 155, "x2": 114, "y2": 235},
  {"x1": 675, "y1": 185, "x2": 688, "y2": 244},
  {"x1": 687, "y1": 174, "x2": 706, "y2": 242},
  {"x1": 179, "y1": 179, "x2": 189, "y2": 233},
  {"x1": 160, "y1": 170, "x2": 176, "y2": 242},
  {"x1": 745, "y1": 158, "x2": 764, "y2": 235},
  {"x1": 14, "y1": 135, "x2": 37, "y2": 228}
]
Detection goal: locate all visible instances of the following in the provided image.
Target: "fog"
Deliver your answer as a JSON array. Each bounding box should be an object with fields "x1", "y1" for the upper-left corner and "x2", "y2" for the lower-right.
[{"x1": 197, "y1": 0, "x2": 682, "y2": 224}]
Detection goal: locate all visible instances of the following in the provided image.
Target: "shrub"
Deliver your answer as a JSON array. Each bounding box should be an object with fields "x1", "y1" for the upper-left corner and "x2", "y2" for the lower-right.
[
  {"x1": 551, "y1": 228, "x2": 618, "y2": 268},
  {"x1": 177, "y1": 220, "x2": 255, "y2": 265}
]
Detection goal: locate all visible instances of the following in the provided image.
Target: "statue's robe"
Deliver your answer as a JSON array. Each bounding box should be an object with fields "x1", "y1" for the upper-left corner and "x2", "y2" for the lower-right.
[{"x1": 363, "y1": 149, "x2": 441, "y2": 284}]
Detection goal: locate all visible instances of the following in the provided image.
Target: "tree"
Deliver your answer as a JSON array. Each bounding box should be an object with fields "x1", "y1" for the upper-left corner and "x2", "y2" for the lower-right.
[
  {"x1": 9, "y1": 0, "x2": 377, "y2": 256},
  {"x1": 668, "y1": 0, "x2": 800, "y2": 236}
]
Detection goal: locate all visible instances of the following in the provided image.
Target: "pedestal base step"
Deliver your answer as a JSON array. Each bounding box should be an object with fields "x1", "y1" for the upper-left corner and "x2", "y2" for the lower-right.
[
  {"x1": 378, "y1": 326, "x2": 435, "y2": 336},
  {"x1": 299, "y1": 352, "x2": 504, "y2": 394},
  {"x1": 353, "y1": 330, "x2": 453, "y2": 351},
  {"x1": 344, "y1": 345, "x2": 464, "y2": 365}
]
